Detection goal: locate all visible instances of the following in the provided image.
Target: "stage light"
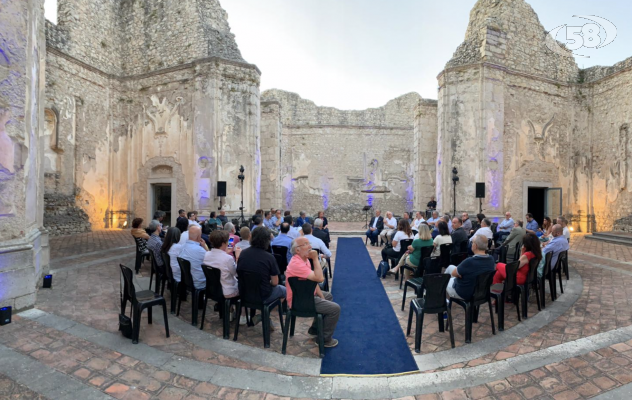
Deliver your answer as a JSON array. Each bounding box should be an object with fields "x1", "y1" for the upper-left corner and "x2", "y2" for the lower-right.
[
  {"x1": 123, "y1": 220, "x2": 128, "y2": 227},
  {"x1": 569, "y1": 227, "x2": 574, "y2": 232},
  {"x1": 43, "y1": 274, "x2": 52, "y2": 288},
  {"x1": 0, "y1": 306, "x2": 11, "y2": 325}
]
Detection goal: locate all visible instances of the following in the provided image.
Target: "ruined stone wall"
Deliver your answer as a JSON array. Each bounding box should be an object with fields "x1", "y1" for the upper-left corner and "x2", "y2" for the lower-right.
[
  {"x1": 0, "y1": 0, "x2": 49, "y2": 310},
  {"x1": 261, "y1": 90, "x2": 424, "y2": 221},
  {"x1": 413, "y1": 100, "x2": 438, "y2": 211},
  {"x1": 260, "y1": 101, "x2": 283, "y2": 210}
]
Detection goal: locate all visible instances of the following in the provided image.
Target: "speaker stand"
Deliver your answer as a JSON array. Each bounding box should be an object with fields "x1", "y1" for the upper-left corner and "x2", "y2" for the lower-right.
[{"x1": 479, "y1": 198, "x2": 483, "y2": 214}]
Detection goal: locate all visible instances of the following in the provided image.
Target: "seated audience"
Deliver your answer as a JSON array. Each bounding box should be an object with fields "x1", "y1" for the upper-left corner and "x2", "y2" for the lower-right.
[
  {"x1": 207, "y1": 211, "x2": 222, "y2": 228},
  {"x1": 493, "y1": 233, "x2": 541, "y2": 287},
  {"x1": 176, "y1": 217, "x2": 189, "y2": 234},
  {"x1": 271, "y1": 209, "x2": 283, "y2": 228},
  {"x1": 176, "y1": 209, "x2": 187, "y2": 226},
  {"x1": 379, "y1": 211, "x2": 398, "y2": 244},
  {"x1": 188, "y1": 211, "x2": 200, "y2": 228},
  {"x1": 525, "y1": 213, "x2": 539, "y2": 235},
  {"x1": 501, "y1": 220, "x2": 526, "y2": 260},
  {"x1": 445, "y1": 235, "x2": 496, "y2": 300},
  {"x1": 365, "y1": 209, "x2": 384, "y2": 246},
  {"x1": 224, "y1": 222, "x2": 241, "y2": 247},
  {"x1": 402, "y1": 212, "x2": 412, "y2": 224},
  {"x1": 161, "y1": 227, "x2": 183, "y2": 282},
  {"x1": 541, "y1": 224, "x2": 569, "y2": 272},
  {"x1": 251, "y1": 216, "x2": 264, "y2": 231},
  {"x1": 390, "y1": 224, "x2": 434, "y2": 276},
  {"x1": 294, "y1": 211, "x2": 308, "y2": 228},
  {"x1": 271, "y1": 223, "x2": 293, "y2": 263},
  {"x1": 237, "y1": 227, "x2": 286, "y2": 307},
  {"x1": 470, "y1": 218, "x2": 493, "y2": 241},
  {"x1": 432, "y1": 220, "x2": 452, "y2": 257},
  {"x1": 381, "y1": 219, "x2": 414, "y2": 263},
  {"x1": 412, "y1": 211, "x2": 425, "y2": 232},
  {"x1": 286, "y1": 237, "x2": 340, "y2": 347},
  {"x1": 251, "y1": 209, "x2": 263, "y2": 225},
  {"x1": 451, "y1": 217, "x2": 468, "y2": 252},
  {"x1": 469, "y1": 213, "x2": 486, "y2": 235},
  {"x1": 131, "y1": 218, "x2": 149, "y2": 251},
  {"x1": 427, "y1": 211, "x2": 440, "y2": 227},
  {"x1": 302, "y1": 223, "x2": 332, "y2": 259},
  {"x1": 316, "y1": 211, "x2": 329, "y2": 230},
  {"x1": 541, "y1": 216, "x2": 553, "y2": 238},
  {"x1": 263, "y1": 211, "x2": 275, "y2": 230},
  {"x1": 147, "y1": 220, "x2": 165, "y2": 267},
  {"x1": 312, "y1": 218, "x2": 330, "y2": 248},
  {"x1": 236, "y1": 227, "x2": 251, "y2": 250},
  {"x1": 284, "y1": 216, "x2": 301, "y2": 239},
  {"x1": 203, "y1": 230, "x2": 241, "y2": 299},
  {"x1": 497, "y1": 212, "x2": 514, "y2": 233},
  {"x1": 432, "y1": 216, "x2": 450, "y2": 238},
  {"x1": 461, "y1": 212, "x2": 472, "y2": 232},
  {"x1": 560, "y1": 218, "x2": 571, "y2": 240},
  {"x1": 218, "y1": 210, "x2": 229, "y2": 226},
  {"x1": 178, "y1": 225, "x2": 209, "y2": 289}
]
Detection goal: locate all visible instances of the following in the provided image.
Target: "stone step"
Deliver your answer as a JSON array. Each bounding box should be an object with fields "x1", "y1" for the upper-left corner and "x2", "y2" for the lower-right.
[{"x1": 586, "y1": 232, "x2": 632, "y2": 247}]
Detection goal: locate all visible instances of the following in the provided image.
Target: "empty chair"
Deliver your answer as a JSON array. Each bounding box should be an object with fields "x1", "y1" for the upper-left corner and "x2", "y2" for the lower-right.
[
  {"x1": 233, "y1": 270, "x2": 284, "y2": 348},
  {"x1": 200, "y1": 264, "x2": 240, "y2": 339},
  {"x1": 160, "y1": 252, "x2": 179, "y2": 314},
  {"x1": 399, "y1": 246, "x2": 433, "y2": 289},
  {"x1": 119, "y1": 264, "x2": 170, "y2": 344},
  {"x1": 176, "y1": 257, "x2": 206, "y2": 326},
  {"x1": 447, "y1": 270, "x2": 496, "y2": 344},
  {"x1": 406, "y1": 274, "x2": 455, "y2": 353},
  {"x1": 490, "y1": 260, "x2": 521, "y2": 331},
  {"x1": 149, "y1": 252, "x2": 168, "y2": 295},
  {"x1": 438, "y1": 243, "x2": 453, "y2": 270},
  {"x1": 282, "y1": 278, "x2": 325, "y2": 357}
]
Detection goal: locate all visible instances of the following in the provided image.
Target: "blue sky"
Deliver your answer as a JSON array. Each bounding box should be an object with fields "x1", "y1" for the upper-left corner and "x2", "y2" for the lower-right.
[{"x1": 44, "y1": 0, "x2": 631, "y2": 110}]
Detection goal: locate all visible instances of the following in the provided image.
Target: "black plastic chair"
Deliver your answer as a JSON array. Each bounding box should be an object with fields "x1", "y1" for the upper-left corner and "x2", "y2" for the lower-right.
[
  {"x1": 490, "y1": 260, "x2": 521, "y2": 331},
  {"x1": 401, "y1": 256, "x2": 440, "y2": 311},
  {"x1": 119, "y1": 264, "x2": 170, "y2": 344},
  {"x1": 160, "y1": 252, "x2": 179, "y2": 314},
  {"x1": 513, "y1": 242, "x2": 522, "y2": 262},
  {"x1": 233, "y1": 270, "x2": 284, "y2": 348},
  {"x1": 450, "y1": 252, "x2": 468, "y2": 267},
  {"x1": 552, "y1": 250, "x2": 567, "y2": 298},
  {"x1": 271, "y1": 245, "x2": 289, "y2": 276},
  {"x1": 447, "y1": 270, "x2": 496, "y2": 344},
  {"x1": 200, "y1": 264, "x2": 240, "y2": 338},
  {"x1": 406, "y1": 274, "x2": 455, "y2": 353},
  {"x1": 439, "y1": 243, "x2": 453, "y2": 270},
  {"x1": 486, "y1": 238, "x2": 494, "y2": 255},
  {"x1": 149, "y1": 252, "x2": 168, "y2": 295},
  {"x1": 538, "y1": 252, "x2": 555, "y2": 308},
  {"x1": 497, "y1": 245, "x2": 508, "y2": 264},
  {"x1": 390, "y1": 239, "x2": 413, "y2": 281},
  {"x1": 309, "y1": 252, "x2": 329, "y2": 292},
  {"x1": 134, "y1": 237, "x2": 150, "y2": 274},
  {"x1": 521, "y1": 256, "x2": 541, "y2": 318},
  {"x1": 400, "y1": 246, "x2": 433, "y2": 289},
  {"x1": 176, "y1": 257, "x2": 206, "y2": 326},
  {"x1": 282, "y1": 278, "x2": 325, "y2": 357}
]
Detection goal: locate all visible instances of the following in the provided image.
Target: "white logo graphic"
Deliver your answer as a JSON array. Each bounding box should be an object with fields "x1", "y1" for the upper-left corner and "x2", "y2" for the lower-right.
[{"x1": 545, "y1": 15, "x2": 617, "y2": 58}]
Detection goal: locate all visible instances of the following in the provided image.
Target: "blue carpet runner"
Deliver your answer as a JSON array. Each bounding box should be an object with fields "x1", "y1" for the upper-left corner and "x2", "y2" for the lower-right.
[{"x1": 320, "y1": 237, "x2": 419, "y2": 376}]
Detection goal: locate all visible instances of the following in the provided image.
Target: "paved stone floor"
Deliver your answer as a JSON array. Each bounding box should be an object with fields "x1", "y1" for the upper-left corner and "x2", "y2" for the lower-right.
[{"x1": 2, "y1": 229, "x2": 632, "y2": 398}]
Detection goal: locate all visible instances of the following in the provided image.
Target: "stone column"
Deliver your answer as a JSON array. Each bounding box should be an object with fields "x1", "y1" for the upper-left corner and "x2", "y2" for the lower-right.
[
  {"x1": 413, "y1": 99, "x2": 438, "y2": 211},
  {"x1": 259, "y1": 101, "x2": 282, "y2": 210},
  {"x1": 0, "y1": 0, "x2": 49, "y2": 311}
]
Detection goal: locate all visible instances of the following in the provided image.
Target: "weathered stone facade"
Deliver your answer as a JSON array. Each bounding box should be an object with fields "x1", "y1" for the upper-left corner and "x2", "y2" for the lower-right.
[
  {"x1": 40, "y1": 0, "x2": 261, "y2": 232},
  {"x1": 437, "y1": 0, "x2": 632, "y2": 232},
  {"x1": 0, "y1": 0, "x2": 50, "y2": 310}
]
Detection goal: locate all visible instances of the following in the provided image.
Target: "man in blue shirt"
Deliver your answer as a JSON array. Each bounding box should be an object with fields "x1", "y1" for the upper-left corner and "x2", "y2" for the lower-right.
[
  {"x1": 263, "y1": 211, "x2": 275, "y2": 230},
  {"x1": 445, "y1": 235, "x2": 496, "y2": 300},
  {"x1": 542, "y1": 224, "x2": 569, "y2": 270},
  {"x1": 525, "y1": 213, "x2": 539, "y2": 235},
  {"x1": 294, "y1": 211, "x2": 308, "y2": 228},
  {"x1": 497, "y1": 212, "x2": 514, "y2": 233},
  {"x1": 271, "y1": 223, "x2": 294, "y2": 263},
  {"x1": 178, "y1": 225, "x2": 208, "y2": 289}
]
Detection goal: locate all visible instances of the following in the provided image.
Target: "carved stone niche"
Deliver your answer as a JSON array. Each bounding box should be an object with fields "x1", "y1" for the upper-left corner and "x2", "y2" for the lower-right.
[{"x1": 151, "y1": 165, "x2": 173, "y2": 178}]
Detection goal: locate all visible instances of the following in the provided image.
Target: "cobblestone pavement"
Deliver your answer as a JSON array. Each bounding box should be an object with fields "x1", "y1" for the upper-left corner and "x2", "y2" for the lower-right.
[{"x1": 2, "y1": 229, "x2": 630, "y2": 398}]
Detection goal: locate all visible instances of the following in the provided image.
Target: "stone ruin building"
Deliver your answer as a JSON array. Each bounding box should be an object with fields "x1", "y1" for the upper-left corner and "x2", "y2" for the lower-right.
[{"x1": 0, "y1": 0, "x2": 631, "y2": 310}]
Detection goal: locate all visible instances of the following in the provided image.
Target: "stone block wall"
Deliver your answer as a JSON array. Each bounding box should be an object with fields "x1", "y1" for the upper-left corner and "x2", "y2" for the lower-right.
[
  {"x1": 260, "y1": 101, "x2": 282, "y2": 210},
  {"x1": 43, "y1": 193, "x2": 92, "y2": 236}
]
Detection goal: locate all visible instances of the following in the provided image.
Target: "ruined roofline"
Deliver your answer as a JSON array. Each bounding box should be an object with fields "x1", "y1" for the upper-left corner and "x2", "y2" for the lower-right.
[
  {"x1": 46, "y1": 45, "x2": 261, "y2": 82},
  {"x1": 580, "y1": 55, "x2": 632, "y2": 84},
  {"x1": 261, "y1": 89, "x2": 429, "y2": 113}
]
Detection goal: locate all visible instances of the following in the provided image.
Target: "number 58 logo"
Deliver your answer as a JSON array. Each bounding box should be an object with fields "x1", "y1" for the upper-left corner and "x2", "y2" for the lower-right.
[{"x1": 545, "y1": 15, "x2": 617, "y2": 58}]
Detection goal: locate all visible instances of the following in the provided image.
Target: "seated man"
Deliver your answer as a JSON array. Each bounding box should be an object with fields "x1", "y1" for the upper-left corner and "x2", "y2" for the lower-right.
[
  {"x1": 176, "y1": 209, "x2": 188, "y2": 226},
  {"x1": 271, "y1": 223, "x2": 293, "y2": 263},
  {"x1": 445, "y1": 235, "x2": 496, "y2": 300},
  {"x1": 461, "y1": 212, "x2": 472, "y2": 233},
  {"x1": 263, "y1": 211, "x2": 275, "y2": 230},
  {"x1": 178, "y1": 225, "x2": 209, "y2": 290},
  {"x1": 302, "y1": 223, "x2": 332, "y2": 265},
  {"x1": 271, "y1": 209, "x2": 283, "y2": 229},
  {"x1": 468, "y1": 218, "x2": 493, "y2": 255},
  {"x1": 450, "y1": 217, "x2": 468, "y2": 252},
  {"x1": 146, "y1": 219, "x2": 165, "y2": 268},
  {"x1": 237, "y1": 227, "x2": 286, "y2": 308},
  {"x1": 365, "y1": 209, "x2": 384, "y2": 246},
  {"x1": 501, "y1": 220, "x2": 526, "y2": 260},
  {"x1": 541, "y1": 224, "x2": 570, "y2": 274},
  {"x1": 294, "y1": 211, "x2": 308, "y2": 228},
  {"x1": 427, "y1": 211, "x2": 440, "y2": 227},
  {"x1": 187, "y1": 211, "x2": 201, "y2": 228},
  {"x1": 525, "y1": 213, "x2": 540, "y2": 235},
  {"x1": 251, "y1": 216, "x2": 264, "y2": 231},
  {"x1": 560, "y1": 218, "x2": 571, "y2": 241},
  {"x1": 379, "y1": 211, "x2": 397, "y2": 245},
  {"x1": 312, "y1": 218, "x2": 330, "y2": 248},
  {"x1": 284, "y1": 216, "x2": 301, "y2": 239},
  {"x1": 235, "y1": 227, "x2": 251, "y2": 250},
  {"x1": 286, "y1": 236, "x2": 340, "y2": 348},
  {"x1": 218, "y1": 210, "x2": 229, "y2": 226}
]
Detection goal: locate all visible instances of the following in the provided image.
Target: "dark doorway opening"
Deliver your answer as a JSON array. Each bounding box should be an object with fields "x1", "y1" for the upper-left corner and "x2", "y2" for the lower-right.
[
  {"x1": 153, "y1": 183, "x2": 172, "y2": 227},
  {"x1": 527, "y1": 187, "x2": 546, "y2": 228}
]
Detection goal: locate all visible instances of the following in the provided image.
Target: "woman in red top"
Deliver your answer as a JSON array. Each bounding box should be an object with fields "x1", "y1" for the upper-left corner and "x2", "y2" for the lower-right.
[{"x1": 493, "y1": 232, "x2": 542, "y2": 286}]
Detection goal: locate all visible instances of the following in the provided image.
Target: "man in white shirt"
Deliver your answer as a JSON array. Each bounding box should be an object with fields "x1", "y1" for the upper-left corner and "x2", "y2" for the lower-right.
[
  {"x1": 379, "y1": 211, "x2": 397, "y2": 245},
  {"x1": 187, "y1": 211, "x2": 201, "y2": 228},
  {"x1": 284, "y1": 216, "x2": 301, "y2": 239},
  {"x1": 560, "y1": 217, "x2": 571, "y2": 241},
  {"x1": 302, "y1": 224, "x2": 332, "y2": 259},
  {"x1": 497, "y1": 212, "x2": 514, "y2": 233},
  {"x1": 412, "y1": 211, "x2": 425, "y2": 231},
  {"x1": 470, "y1": 218, "x2": 493, "y2": 241}
]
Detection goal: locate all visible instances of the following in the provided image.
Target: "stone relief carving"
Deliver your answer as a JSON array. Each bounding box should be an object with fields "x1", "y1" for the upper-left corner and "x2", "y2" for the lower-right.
[
  {"x1": 527, "y1": 114, "x2": 555, "y2": 154},
  {"x1": 151, "y1": 165, "x2": 173, "y2": 177},
  {"x1": 144, "y1": 95, "x2": 183, "y2": 134}
]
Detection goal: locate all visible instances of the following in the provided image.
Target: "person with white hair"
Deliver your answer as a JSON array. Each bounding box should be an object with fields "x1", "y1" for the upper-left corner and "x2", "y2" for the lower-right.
[
  {"x1": 146, "y1": 220, "x2": 165, "y2": 268},
  {"x1": 379, "y1": 211, "x2": 397, "y2": 245},
  {"x1": 445, "y1": 235, "x2": 496, "y2": 300},
  {"x1": 312, "y1": 218, "x2": 330, "y2": 248}
]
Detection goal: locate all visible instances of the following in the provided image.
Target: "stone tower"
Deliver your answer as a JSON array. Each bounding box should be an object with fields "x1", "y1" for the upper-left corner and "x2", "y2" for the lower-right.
[{"x1": 44, "y1": 0, "x2": 261, "y2": 231}]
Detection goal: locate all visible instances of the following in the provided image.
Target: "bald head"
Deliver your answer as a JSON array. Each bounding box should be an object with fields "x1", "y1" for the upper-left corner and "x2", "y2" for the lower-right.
[
  {"x1": 552, "y1": 224, "x2": 563, "y2": 236},
  {"x1": 188, "y1": 225, "x2": 201, "y2": 242},
  {"x1": 452, "y1": 218, "x2": 461, "y2": 228}
]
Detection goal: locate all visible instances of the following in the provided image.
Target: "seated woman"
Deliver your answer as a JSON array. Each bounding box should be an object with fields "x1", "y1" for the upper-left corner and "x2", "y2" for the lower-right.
[
  {"x1": 431, "y1": 221, "x2": 452, "y2": 257},
  {"x1": 131, "y1": 217, "x2": 149, "y2": 251},
  {"x1": 316, "y1": 211, "x2": 329, "y2": 231},
  {"x1": 203, "y1": 230, "x2": 241, "y2": 299},
  {"x1": 390, "y1": 224, "x2": 434, "y2": 277},
  {"x1": 161, "y1": 227, "x2": 183, "y2": 282},
  {"x1": 381, "y1": 219, "x2": 414, "y2": 263},
  {"x1": 493, "y1": 232, "x2": 542, "y2": 287}
]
